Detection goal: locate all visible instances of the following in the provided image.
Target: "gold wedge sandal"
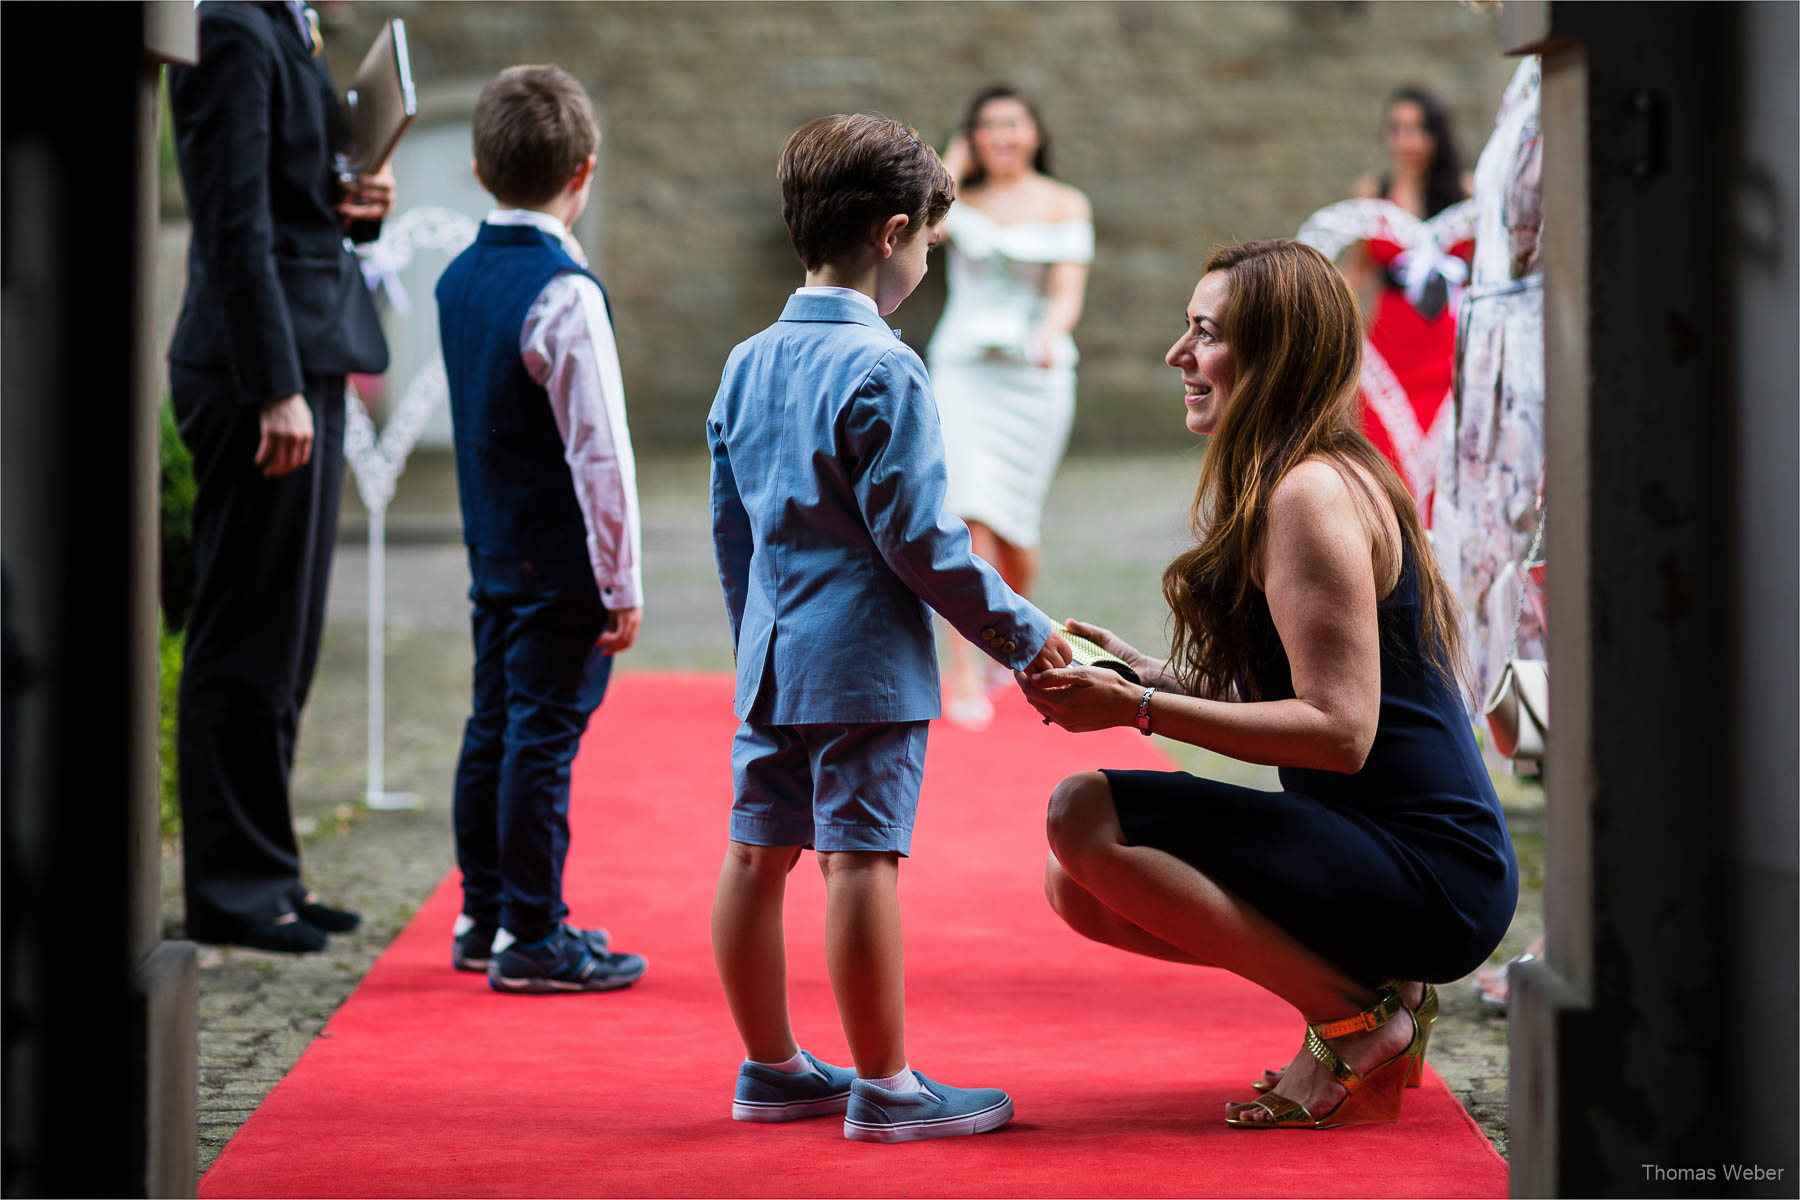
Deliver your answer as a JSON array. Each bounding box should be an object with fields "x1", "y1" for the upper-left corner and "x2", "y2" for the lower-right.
[
  {"x1": 1225, "y1": 984, "x2": 1423, "y2": 1130},
  {"x1": 1248, "y1": 980, "x2": 1438, "y2": 1094}
]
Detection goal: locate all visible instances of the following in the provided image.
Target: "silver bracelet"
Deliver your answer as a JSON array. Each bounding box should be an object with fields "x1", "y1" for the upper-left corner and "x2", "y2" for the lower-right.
[{"x1": 1135, "y1": 686, "x2": 1156, "y2": 736}]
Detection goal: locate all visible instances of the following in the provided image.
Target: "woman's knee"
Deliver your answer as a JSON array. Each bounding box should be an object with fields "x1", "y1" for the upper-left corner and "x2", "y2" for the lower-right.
[
  {"x1": 1045, "y1": 771, "x2": 1115, "y2": 861},
  {"x1": 1042, "y1": 851, "x2": 1088, "y2": 923}
]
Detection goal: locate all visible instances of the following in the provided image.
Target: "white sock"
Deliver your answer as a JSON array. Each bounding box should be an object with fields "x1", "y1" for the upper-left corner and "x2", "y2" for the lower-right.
[
  {"x1": 862, "y1": 1064, "x2": 922, "y2": 1093},
  {"x1": 749, "y1": 1050, "x2": 811, "y2": 1075}
]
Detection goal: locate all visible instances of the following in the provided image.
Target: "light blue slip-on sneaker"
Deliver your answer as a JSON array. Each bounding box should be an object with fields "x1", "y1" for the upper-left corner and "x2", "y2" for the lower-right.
[
  {"x1": 842, "y1": 1072, "x2": 1014, "y2": 1143},
  {"x1": 731, "y1": 1051, "x2": 857, "y2": 1122}
]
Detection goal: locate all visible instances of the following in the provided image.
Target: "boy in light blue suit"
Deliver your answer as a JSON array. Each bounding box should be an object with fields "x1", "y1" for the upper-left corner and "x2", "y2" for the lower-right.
[{"x1": 708, "y1": 114, "x2": 1072, "y2": 1143}]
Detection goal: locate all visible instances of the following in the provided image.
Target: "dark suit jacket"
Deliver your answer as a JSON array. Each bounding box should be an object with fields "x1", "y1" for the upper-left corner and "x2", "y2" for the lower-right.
[{"x1": 167, "y1": 1, "x2": 388, "y2": 403}]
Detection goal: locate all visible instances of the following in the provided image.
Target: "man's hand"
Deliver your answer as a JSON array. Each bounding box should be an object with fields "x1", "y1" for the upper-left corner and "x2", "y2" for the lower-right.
[
  {"x1": 336, "y1": 162, "x2": 394, "y2": 226},
  {"x1": 1025, "y1": 629, "x2": 1073, "y2": 675},
  {"x1": 255, "y1": 394, "x2": 313, "y2": 477},
  {"x1": 597, "y1": 606, "x2": 642, "y2": 655}
]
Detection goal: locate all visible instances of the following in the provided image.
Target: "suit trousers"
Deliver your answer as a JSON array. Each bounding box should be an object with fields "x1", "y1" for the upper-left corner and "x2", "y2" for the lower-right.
[
  {"x1": 452, "y1": 551, "x2": 612, "y2": 943},
  {"x1": 171, "y1": 364, "x2": 345, "y2": 937}
]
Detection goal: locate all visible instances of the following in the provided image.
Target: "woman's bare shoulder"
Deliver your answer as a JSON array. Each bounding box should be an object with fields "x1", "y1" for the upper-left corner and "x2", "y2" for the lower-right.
[
  {"x1": 1270, "y1": 457, "x2": 1403, "y2": 591},
  {"x1": 1269, "y1": 457, "x2": 1362, "y2": 524},
  {"x1": 1043, "y1": 179, "x2": 1092, "y2": 222},
  {"x1": 1351, "y1": 173, "x2": 1382, "y2": 199}
]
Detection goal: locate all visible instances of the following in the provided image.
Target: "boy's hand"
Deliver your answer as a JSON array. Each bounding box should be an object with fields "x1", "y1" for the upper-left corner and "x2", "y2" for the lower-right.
[
  {"x1": 598, "y1": 606, "x2": 641, "y2": 655},
  {"x1": 1025, "y1": 629, "x2": 1073, "y2": 675}
]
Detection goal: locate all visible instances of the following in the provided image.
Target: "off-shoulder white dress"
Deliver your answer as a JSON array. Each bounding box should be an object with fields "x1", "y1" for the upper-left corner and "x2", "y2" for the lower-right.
[{"x1": 926, "y1": 204, "x2": 1095, "y2": 549}]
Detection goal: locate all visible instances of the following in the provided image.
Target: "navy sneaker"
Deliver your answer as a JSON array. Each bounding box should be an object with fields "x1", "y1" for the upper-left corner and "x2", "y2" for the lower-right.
[
  {"x1": 843, "y1": 1072, "x2": 1014, "y2": 1143},
  {"x1": 454, "y1": 918, "x2": 609, "y2": 973},
  {"x1": 732, "y1": 1051, "x2": 857, "y2": 1123},
  {"x1": 451, "y1": 916, "x2": 499, "y2": 972},
  {"x1": 566, "y1": 922, "x2": 612, "y2": 956},
  {"x1": 487, "y1": 924, "x2": 645, "y2": 994}
]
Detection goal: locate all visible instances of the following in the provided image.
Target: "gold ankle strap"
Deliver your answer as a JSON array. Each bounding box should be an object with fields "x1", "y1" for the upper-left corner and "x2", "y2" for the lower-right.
[{"x1": 1310, "y1": 987, "x2": 1403, "y2": 1041}]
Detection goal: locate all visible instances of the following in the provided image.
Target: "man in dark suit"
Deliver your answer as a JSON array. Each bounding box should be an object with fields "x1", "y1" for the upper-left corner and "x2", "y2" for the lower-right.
[{"x1": 167, "y1": 1, "x2": 392, "y2": 953}]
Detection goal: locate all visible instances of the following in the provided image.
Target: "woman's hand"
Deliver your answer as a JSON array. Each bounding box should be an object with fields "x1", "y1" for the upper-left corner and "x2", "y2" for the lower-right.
[
  {"x1": 942, "y1": 133, "x2": 974, "y2": 183},
  {"x1": 1016, "y1": 664, "x2": 1141, "y2": 733},
  {"x1": 1065, "y1": 619, "x2": 1154, "y2": 677},
  {"x1": 1026, "y1": 327, "x2": 1056, "y2": 368}
]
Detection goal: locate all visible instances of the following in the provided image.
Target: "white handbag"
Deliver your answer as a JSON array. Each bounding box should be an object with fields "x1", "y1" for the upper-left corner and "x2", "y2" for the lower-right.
[
  {"x1": 1483, "y1": 506, "x2": 1547, "y2": 763},
  {"x1": 1484, "y1": 655, "x2": 1547, "y2": 760}
]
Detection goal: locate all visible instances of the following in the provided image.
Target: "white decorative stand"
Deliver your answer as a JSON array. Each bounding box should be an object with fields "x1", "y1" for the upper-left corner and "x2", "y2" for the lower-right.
[{"x1": 344, "y1": 206, "x2": 478, "y2": 811}]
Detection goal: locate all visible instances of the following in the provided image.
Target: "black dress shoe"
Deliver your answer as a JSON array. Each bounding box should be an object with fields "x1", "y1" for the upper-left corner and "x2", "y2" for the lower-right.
[
  {"x1": 238, "y1": 916, "x2": 329, "y2": 954},
  {"x1": 297, "y1": 897, "x2": 361, "y2": 933}
]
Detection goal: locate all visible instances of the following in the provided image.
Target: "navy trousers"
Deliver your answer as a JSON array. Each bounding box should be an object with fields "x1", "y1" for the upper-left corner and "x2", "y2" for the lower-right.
[
  {"x1": 452, "y1": 551, "x2": 612, "y2": 942},
  {"x1": 172, "y1": 364, "x2": 344, "y2": 938}
]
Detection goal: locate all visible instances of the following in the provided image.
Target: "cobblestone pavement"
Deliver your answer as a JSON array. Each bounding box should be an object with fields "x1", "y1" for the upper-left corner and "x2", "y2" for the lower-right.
[{"x1": 166, "y1": 449, "x2": 1542, "y2": 1177}]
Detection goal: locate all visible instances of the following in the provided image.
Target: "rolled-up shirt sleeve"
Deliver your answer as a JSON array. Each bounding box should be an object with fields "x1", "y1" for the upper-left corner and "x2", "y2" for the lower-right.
[{"x1": 520, "y1": 274, "x2": 644, "y2": 610}]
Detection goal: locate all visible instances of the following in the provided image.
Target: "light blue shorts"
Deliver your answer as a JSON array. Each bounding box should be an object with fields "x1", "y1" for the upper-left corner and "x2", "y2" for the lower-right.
[{"x1": 729, "y1": 720, "x2": 929, "y2": 855}]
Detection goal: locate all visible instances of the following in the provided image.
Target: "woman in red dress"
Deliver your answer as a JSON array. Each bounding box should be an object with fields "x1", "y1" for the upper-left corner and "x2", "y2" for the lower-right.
[{"x1": 1322, "y1": 88, "x2": 1476, "y2": 516}]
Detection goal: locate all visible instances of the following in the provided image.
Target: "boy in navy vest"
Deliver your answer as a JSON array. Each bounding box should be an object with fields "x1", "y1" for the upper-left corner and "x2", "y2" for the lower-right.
[{"x1": 436, "y1": 65, "x2": 646, "y2": 994}]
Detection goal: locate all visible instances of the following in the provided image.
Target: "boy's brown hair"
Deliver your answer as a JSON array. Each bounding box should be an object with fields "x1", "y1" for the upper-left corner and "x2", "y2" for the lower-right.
[
  {"x1": 778, "y1": 114, "x2": 955, "y2": 271},
  {"x1": 473, "y1": 65, "x2": 598, "y2": 208}
]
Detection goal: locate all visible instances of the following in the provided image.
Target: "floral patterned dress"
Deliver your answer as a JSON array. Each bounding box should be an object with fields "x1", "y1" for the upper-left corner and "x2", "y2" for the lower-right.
[{"x1": 1429, "y1": 56, "x2": 1546, "y2": 708}]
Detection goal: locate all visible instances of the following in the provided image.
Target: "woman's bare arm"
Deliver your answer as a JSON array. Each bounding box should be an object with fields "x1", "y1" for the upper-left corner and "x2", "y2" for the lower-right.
[{"x1": 1020, "y1": 461, "x2": 1383, "y2": 773}]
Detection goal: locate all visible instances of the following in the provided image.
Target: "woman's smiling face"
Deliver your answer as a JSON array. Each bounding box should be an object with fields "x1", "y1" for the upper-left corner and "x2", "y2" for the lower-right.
[
  {"x1": 1166, "y1": 272, "x2": 1236, "y2": 436},
  {"x1": 970, "y1": 97, "x2": 1040, "y2": 178}
]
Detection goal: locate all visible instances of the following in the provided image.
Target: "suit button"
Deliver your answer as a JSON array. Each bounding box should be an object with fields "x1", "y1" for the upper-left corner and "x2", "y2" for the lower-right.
[
  {"x1": 1004, "y1": 640, "x2": 1017, "y2": 653},
  {"x1": 981, "y1": 627, "x2": 996, "y2": 641}
]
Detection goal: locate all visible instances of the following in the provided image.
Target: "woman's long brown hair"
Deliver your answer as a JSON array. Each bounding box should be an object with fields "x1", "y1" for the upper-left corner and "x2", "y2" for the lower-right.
[{"x1": 1160, "y1": 239, "x2": 1468, "y2": 701}]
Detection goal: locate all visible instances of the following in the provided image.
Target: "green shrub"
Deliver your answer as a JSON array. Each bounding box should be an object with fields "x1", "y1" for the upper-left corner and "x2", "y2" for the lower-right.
[
  {"x1": 159, "y1": 396, "x2": 195, "y2": 839},
  {"x1": 160, "y1": 398, "x2": 196, "y2": 630},
  {"x1": 158, "y1": 617, "x2": 183, "y2": 839}
]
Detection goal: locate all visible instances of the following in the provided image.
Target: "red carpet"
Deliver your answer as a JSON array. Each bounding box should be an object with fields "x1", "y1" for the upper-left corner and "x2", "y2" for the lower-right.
[{"x1": 200, "y1": 672, "x2": 1506, "y2": 1198}]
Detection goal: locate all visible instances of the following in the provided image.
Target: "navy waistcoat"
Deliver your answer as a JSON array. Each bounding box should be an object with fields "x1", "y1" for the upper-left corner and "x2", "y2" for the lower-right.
[{"x1": 436, "y1": 222, "x2": 608, "y2": 560}]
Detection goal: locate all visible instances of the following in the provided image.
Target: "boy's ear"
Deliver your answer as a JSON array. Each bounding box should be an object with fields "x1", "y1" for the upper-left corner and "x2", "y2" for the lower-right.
[
  {"x1": 875, "y1": 213, "x2": 911, "y2": 259},
  {"x1": 571, "y1": 153, "x2": 597, "y2": 191},
  {"x1": 471, "y1": 157, "x2": 488, "y2": 193}
]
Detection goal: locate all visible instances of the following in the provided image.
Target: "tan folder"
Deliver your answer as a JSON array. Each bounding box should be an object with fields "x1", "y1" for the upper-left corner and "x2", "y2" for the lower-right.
[{"x1": 343, "y1": 17, "x2": 416, "y2": 173}]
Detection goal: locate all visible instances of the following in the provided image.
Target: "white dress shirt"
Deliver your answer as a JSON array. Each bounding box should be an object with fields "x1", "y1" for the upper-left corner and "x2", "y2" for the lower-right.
[
  {"x1": 795, "y1": 285, "x2": 880, "y2": 315},
  {"x1": 486, "y1": 207, "x2": 643, "y2": 610}
]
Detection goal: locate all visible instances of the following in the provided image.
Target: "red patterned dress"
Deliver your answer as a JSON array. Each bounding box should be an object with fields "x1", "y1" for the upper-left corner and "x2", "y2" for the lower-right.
[{"x1": 1358, "y1": 232, "x2": 1475, "y2": 521}]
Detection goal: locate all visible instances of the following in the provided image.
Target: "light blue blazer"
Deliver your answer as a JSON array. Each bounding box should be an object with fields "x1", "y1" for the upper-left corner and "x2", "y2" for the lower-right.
[{"x1": 708, "y1": 292, "x2": 1053, "y2": 724}]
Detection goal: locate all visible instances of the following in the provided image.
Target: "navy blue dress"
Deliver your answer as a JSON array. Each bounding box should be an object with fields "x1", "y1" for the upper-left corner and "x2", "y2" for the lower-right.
[{"x1": 1102, "y1": 543, "x2": 1518, "y2": 985}]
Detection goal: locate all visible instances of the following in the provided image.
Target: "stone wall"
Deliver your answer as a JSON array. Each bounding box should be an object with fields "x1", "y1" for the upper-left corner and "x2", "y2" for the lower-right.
[{"x1": 305, "y1": 1, "x2": 1512, "y2": 446}]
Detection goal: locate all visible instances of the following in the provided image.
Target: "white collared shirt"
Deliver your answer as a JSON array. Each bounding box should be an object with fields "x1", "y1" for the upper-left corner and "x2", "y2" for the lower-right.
[
  {"x1": 485, "y1": 208, "x2": 642, "y2": 609},
  {"x1": 794, "y1": 285, "x2": 880, "y2": 316}
]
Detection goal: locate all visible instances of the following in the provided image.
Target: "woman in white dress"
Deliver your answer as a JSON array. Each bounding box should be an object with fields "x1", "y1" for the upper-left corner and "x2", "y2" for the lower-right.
[{"x1": 930, "y1": 85, "x2": 1094, "y2": 727}]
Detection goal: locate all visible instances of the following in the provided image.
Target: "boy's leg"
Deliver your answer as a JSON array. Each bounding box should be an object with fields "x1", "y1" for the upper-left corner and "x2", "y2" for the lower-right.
[
  {"x1": 716, "y1": 722, "x2": 815, "y2": 1061},
  {"x1": 818, "y1": 850, "x2": 906, "y2": 1078},
  {"x1": 809, "y1": 721, "x2": 927, "y2": 1080},
  {"x1": 712, "y1": 840, "x2": 804, "y2": 1062},
  {"x1": 450, "y1": 552, "x2": 507, "y2": 932},
  {"x1": 496, "y1": 561, "x2": 610, "y2": 943}
]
